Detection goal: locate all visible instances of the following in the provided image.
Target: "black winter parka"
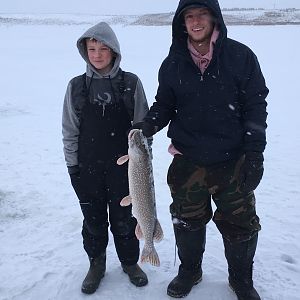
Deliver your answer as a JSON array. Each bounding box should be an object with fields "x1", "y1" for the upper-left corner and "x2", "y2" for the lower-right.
[{"x1": 145, "y1": 0, "x2": 269, "y2": 165}]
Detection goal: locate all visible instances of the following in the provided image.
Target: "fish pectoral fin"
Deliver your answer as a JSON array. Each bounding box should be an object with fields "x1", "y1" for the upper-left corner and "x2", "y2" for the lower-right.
[
  {"x1": 120, "y1": 195, "x2": 132, "y2": 206},
  {"x1": 153, "y1": 219, "x2": 164, "y2": 242},
  {"x1": 135, "y1": 223, "x2": 144, "y2": 240},
  {"x1": 117, "y1": 155, "x2": 129, "y2": 165}
]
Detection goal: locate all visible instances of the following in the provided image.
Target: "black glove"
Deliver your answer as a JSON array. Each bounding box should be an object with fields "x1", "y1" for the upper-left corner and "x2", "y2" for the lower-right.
[
  {"x1": 68, "y1": 165, "x2": 80, "y2": 176},
  {"x1": 237, "y1": 152, "x2": 264, "y2": 193},
  {"x1": 131, "y1": 121, "x2": 156, "y2": 138}
]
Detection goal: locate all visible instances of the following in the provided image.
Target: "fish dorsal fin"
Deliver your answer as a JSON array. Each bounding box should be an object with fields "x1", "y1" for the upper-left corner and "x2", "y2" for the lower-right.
[
  {"x1": 117, "y1": 155, "x2": 129, "y2": 165},
  {"x1": 153, "y1": 219, "x2": 164, "y2": 242},
  {"x1": 120, "y1": 195, "x2": 132, "y2": 207},
  {"x1": 135, "y1": 223, "x2": 144, "y2": 240}
]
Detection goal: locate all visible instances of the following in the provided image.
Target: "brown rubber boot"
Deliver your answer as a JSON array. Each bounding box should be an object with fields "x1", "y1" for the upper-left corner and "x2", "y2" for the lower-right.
[
  {"x1": 121, "y1": 263, "x2": 148, "y2": 287},
  {"x1": 81, "y1": 253, "x2": 106, "y2": 294}
]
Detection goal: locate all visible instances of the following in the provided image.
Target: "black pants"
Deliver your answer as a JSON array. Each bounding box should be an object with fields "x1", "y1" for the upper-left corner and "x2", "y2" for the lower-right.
[{"x1": 71, "y1": 159, "x2": 139, "y2": 265}]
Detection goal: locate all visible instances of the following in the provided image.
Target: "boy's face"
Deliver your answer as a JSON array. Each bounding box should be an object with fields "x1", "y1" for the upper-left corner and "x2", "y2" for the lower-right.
[
  {"x1": 86, "y1": 39, "x2": 114, "y2": 73},
  {"x1": 184, "y1": 7, "x2": 215, "y2": 45}
]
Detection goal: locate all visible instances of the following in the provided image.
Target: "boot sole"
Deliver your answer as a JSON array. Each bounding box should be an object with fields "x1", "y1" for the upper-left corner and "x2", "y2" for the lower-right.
[
  {"x1": 167, "y1": 277, "x2": 202, "y2": 298},
  {"x1": 81, "y1": 287, "x2": 98, "y2": 294}
]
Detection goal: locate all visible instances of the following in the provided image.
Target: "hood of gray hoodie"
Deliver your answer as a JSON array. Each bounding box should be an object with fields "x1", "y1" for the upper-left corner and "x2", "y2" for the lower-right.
[{"x1": 77, "y1": 22, "x2": 121, "y2": 79}]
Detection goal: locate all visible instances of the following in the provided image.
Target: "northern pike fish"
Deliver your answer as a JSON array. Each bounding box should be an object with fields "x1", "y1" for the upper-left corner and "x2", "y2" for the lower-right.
[{"x1": 117, "y1": 129, "x2": 163, "y2": 267}]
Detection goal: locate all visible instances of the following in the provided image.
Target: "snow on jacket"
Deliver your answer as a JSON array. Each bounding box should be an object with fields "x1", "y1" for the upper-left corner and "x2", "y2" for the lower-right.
[
  {"x1": 62, "y1": 22, "x2": 149, "y2": 167},
  {"x1": 144, "y1": 0, "x2": 269, "y2": 165}
]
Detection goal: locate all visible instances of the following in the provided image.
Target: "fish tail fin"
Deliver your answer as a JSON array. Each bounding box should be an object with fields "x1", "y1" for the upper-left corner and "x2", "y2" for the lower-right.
[
  {"x1": 153, "y1": 219, "x2": 164, "y2": 242},
  {"x1": 141, "y1": 245, "x2": 160, "y2": 267}
]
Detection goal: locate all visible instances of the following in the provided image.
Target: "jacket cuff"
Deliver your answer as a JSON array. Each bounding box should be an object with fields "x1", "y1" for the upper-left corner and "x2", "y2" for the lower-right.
[{"x1": 68, "y1": 165, "x2": 80, "y2": 175}]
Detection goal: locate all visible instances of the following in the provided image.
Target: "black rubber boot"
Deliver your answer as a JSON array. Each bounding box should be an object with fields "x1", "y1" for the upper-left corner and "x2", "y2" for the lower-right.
[
  {"x1": 167, "y1": 264, "x2": 202, "y2": 298},
  {"x1": 223, "y1": 234, "x2": 261, "y2": 300},
  {"x1": 81, "y1": 253, "x2": 106, "y2": 294},
  {"x1": 121, "y1": 263, "x2": 148, "y2": 287},
  {"x1": 167, "y1": 221, "x2": 206, "y2": 298}
]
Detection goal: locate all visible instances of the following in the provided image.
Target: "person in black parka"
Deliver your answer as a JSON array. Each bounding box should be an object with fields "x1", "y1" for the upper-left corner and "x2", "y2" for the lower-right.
[{"x1": 134, "y1": 0, "x2": 268, "y2": 299}]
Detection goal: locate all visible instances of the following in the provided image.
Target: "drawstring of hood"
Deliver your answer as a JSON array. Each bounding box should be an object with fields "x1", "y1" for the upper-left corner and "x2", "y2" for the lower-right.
[
  {"x1": 217, "y1": 52, "x2": 220, "y2": 77},
  {"x1": 214, "y1": 32, "x2": 224, "y2": 78},
  {"x1": 86, "y1": 72, "x2": 94, "y2": 95},
  {"x1": 108, "y1": 75, "x2": 117, "y2": 103},
  {"x1": 178, "y1": 63, "x2": 182, "y2": 85}
]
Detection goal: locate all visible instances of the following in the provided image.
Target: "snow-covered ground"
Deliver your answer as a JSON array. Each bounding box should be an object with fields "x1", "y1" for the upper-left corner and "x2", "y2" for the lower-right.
[{"x1": 0, "y1": 10, "x2": 300, "y2": 300}]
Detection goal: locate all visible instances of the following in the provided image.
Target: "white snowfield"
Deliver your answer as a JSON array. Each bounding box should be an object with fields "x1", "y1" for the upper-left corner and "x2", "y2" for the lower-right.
[{"x1": 0, "y1": 7, "x2": 300, "y2": 300}]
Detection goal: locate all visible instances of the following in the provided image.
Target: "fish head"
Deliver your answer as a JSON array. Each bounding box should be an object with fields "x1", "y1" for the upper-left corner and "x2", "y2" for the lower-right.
[{"x1": 128, "y1": 129, "x2": 149, "y2": 158}]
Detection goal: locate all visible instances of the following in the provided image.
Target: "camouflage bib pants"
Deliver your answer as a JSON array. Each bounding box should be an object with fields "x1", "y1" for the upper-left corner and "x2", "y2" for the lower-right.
[{"x1": 167, "y1": 155, "x2": 261, "y2": 242}]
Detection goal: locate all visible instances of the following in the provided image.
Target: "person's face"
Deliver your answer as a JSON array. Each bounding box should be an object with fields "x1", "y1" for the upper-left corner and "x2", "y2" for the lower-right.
[
  {"x1": 184, "y1": 7, "x2": 215, "y2": 44},
  {"x1": 86, "y1": 39, "x2": 114, "y2": 73}
]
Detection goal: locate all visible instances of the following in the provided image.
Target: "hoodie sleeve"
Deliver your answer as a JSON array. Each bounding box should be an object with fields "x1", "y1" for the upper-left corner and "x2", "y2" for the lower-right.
[
  {"x1": 62, "y1": 80, "x2": 80, "y2": 167},
  {"x1": 132, "y1": 78, "x2": 150, "y2": 124},
  {"x1": 132, "y1": 77, "x2": 153, "y2": 148}
]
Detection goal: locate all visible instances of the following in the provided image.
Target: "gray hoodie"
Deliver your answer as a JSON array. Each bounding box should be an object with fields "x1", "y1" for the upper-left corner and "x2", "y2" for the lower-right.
[
  {"x1": 77, "y1": 21, "x2": 121, "y2": 79},
  {"x1": 62, "y1": 22, "x2": 150, "y2": 167}
]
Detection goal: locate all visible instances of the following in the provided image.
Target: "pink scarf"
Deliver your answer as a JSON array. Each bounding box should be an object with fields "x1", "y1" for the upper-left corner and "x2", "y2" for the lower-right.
[{"x1": 187, "y1": 26, "x2": 220, "y2": 74}]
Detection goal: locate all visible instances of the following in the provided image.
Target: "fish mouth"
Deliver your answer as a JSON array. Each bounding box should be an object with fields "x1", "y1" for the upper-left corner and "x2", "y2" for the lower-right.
[
  {"x1": 128, "y1": 128, "x2": 148, "y2": 153},
  {"x1": 128, "y1": 128, "x2": 141, "y2": 140}
]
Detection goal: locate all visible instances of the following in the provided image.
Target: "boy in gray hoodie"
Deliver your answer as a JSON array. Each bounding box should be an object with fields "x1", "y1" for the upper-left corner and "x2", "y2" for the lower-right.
[{"x1": 62, "y1": 22, "x2": 149, "y2": 294}]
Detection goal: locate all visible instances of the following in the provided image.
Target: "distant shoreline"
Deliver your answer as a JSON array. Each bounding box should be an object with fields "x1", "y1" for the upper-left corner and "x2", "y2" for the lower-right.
[{"x1": 1, "y1": 8, "x2": 300, "y2": 26}]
